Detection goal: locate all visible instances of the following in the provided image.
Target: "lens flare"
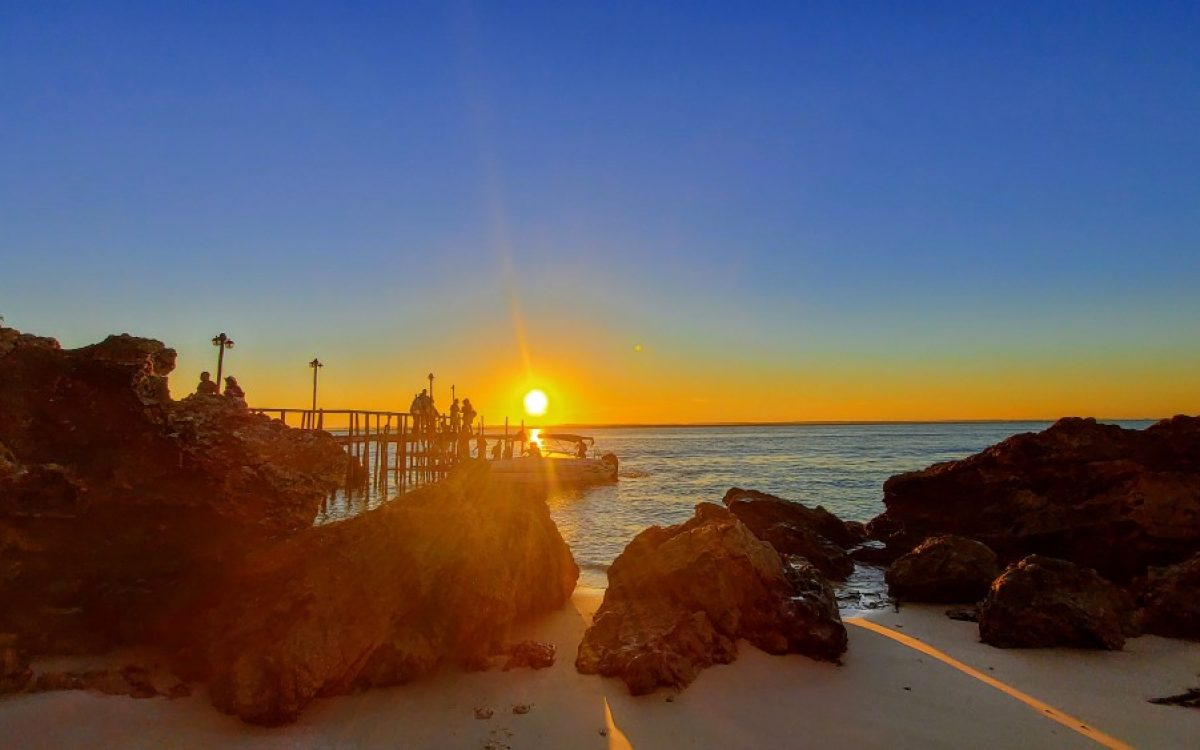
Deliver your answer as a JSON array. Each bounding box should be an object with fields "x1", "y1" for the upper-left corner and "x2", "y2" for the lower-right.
[{"x1": 524, "y1": 389, "x2": 549, "y2": 416}]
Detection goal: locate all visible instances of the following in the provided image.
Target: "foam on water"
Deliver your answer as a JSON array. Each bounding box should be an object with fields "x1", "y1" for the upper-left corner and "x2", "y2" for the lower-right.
[{"x1": 546, "y1": 421, "x2": 1153, "y2": 609}]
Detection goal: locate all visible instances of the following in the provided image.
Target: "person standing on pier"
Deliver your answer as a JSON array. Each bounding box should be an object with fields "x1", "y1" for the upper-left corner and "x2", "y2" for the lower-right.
[
  {"x1": 461, "y1": 398, "x2": 476, "y2": 432},
  {"x1": 449, "y1": 398, "x2": 461, "y2": 433}
]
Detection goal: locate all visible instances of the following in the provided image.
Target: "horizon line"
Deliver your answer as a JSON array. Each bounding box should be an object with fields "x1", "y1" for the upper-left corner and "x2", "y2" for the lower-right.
[{"x1": 534, "y1": 416, "x2": 1170, "y2": 430}]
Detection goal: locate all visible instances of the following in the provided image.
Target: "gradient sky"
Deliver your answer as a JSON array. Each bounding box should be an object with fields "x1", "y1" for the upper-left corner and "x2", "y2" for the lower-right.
[{"x1": 2, "y1": 2, "x2": 1198, "y2": 424}]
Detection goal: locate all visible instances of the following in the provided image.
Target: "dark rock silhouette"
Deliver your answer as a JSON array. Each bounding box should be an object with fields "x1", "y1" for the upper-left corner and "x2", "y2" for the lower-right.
[
  {"x1": 0, "y1": 325, "x2": 347, "y2": 654},
  {"x1": 885, "y1": 535, "x2": 999, "y2": 603},
  {"x1": 1141, "y1": 553, "x2": 1200, "y2": 640},
  {"x1": 868, "y1": 417, "x2": 1200, "y2": 581},
  {"x1": 979, "y1": 555, "x2": 1134, "y2": 650},
  {"x1": 721, "y1": 487, "x2": 860, "y2": 579},
  {"x1": 196, "y1": 463, "x2": 578, "y2": 725},
  {"x1": 576, "y1": 503, "x2": 846, "y2": 696}
]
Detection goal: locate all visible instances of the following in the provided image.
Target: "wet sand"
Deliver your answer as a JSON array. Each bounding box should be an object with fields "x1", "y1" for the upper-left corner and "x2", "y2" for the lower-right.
[{"x1": 2, "y1": 588, "x2": 1197, "y2": 749}]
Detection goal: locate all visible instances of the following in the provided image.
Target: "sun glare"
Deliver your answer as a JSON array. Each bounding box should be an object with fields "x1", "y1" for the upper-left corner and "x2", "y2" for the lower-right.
[{"x1": 524, "y1": 389, "x2": 549, "y2": 416}]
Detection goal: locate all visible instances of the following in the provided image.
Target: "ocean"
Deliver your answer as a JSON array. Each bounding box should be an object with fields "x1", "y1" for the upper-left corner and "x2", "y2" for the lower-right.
[{"x1": 546, "y1": 421, "x2": 1154, "y2": 609}]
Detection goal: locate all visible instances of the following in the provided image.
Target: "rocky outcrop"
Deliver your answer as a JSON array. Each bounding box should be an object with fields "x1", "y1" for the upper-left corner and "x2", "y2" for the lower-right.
[
  {"x1": 722, "y1": 488, "x2": 859, "y2": 579},
  {"x1": 1141, "y1": 553, "x2": 1200, "y2": 640},
  {"x1": 576, "y1": 503, "x2": 846, "y2": 696},
  {"x1": 979, "y1": 555, "x2": 1133, "y2": 650},
  {"x1": 885, "y1": 535, "x2": 998, "y2": 603},
  {"x1": 0, "y1": 326, "x2": 347, "y2": 654},
  {"x1": 196, "y1": 462, "x2": 578, "y2": 725},
  {"x1": 868, "y1": 417, "x2": 1200, "y2": 581}
]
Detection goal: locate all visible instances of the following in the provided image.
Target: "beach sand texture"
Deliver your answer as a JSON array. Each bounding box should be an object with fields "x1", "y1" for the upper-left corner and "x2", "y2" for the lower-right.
[{"x1": 2, "y1": 588, "x2": 1197, "y2": 749}]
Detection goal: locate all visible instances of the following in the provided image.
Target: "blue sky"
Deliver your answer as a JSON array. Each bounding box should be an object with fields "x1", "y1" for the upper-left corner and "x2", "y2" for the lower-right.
[{"x1": 1, "y1": 2, "x2": 1197, "y2": 420}]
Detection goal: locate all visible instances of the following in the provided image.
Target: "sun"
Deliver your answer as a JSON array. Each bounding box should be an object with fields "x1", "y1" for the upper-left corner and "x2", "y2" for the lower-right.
[{"x1": 523, "y1": 389, "x2": 549, "y2": 417}]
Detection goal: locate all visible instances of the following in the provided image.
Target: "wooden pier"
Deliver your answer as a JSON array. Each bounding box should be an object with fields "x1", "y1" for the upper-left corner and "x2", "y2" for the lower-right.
[{"x1": 250, "y1": 407, "x2": 506, "y2": 501}]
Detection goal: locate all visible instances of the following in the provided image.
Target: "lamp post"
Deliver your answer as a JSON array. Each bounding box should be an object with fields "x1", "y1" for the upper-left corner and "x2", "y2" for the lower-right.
[
  {"x1": 451, "y1": 384, "x2": 456, "y2": 402},
  {"x1": 211, "y1": 333, "x2": 235, "y2": 393},
  {"x1": 309, "y1": 358, "x2": 323, "y2": 411},
  {"x1": 427, "y1": 372, "x2": 434, "y2": 403}
]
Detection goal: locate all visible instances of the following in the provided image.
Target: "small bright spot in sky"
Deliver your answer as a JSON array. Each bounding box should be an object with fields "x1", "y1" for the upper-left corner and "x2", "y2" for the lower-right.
[
  {"x1": 524, "y1": 389, "x2": 549, "y2": 417},
  {"x1": 633, "y1": 344, "x2": 643, "y2": 353}
]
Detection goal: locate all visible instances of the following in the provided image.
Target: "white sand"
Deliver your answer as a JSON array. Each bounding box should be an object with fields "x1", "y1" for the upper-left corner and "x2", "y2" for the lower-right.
[{"x1": 2, "y1": 589, "x2": 1198, "y2": 749}]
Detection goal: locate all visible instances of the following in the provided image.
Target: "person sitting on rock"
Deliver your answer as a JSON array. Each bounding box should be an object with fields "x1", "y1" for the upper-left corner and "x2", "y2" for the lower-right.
[
  {"x1": 223, "y1": 376, "x2": 246, "y2": 407},
  {"x1": 576, "y1": 439, "x2": 588, "y2": 459},
  {"x1": 195, "y1": 371, "x2": 219, "y2": 397}
]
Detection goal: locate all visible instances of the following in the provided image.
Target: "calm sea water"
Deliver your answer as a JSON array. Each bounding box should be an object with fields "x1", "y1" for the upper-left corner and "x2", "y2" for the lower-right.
[{"x1": 549, "y1": 421, "x2": 1154, "y2": 608}]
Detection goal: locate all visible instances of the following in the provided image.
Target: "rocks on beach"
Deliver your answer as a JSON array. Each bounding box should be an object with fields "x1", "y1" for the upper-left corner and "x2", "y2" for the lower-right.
[
  {"x1": 884, "y1": 535, "x2": 999, "y2": 603},
  {"x1": 0, "y1": 324, "x2": 582, "y2": 728},
  {"x1": 198, "y1": 463, "x2": 578, "y2": 725},
  {"x1": 1141, "y1": 553, "x2": 1200, "y2": 640},
  {"x1": 576, "y1": 503, "x2": 846, "y2": 696},
  {"x1": 868, "y1": 416, "x2": 1200, "y2": 582},
  {"x1": 721, "y1": 487, "x2": 860, "y2": 580},
  {"x1": 0, "y1": 326, "x2": 347, "y2": 655},
  {"x1": 978, "y1": 555, "x2": 1134, "y2": 650}
]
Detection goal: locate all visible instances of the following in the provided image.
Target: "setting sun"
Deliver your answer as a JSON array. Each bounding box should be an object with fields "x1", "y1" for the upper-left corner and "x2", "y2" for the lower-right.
[{"x1": 524, "y1": 389, "x2": 549, "y2": 417}]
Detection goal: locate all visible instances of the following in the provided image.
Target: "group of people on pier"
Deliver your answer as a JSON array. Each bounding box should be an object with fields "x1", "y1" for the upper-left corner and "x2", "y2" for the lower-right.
[{"x1": 408, "y1": 390, "x2": 476, "y2": 436}]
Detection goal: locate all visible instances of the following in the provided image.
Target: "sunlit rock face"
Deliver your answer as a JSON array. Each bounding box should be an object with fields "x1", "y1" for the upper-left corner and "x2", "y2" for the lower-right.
[
  {"x1": 721, "y1": 488, "x2": 861, "y2": 580},
  {"x1": 979, "y1": 555, "x2": 1134, "y2": 650},
  {"x1": 885, "y1": 535, "x2": 999, "y2": 603},
  {"x1": 0, "y1": 326, "x2": 346, "y2": 654},
  {"x1": 868, "y1": 416, "x2": 1200, "y2": 581},
  {"x1": 576, "y1": 503, "x2": 846, "y2": 696},
  {"x1": 197, "y1": 462, "x2": 579, "y2": 726}
]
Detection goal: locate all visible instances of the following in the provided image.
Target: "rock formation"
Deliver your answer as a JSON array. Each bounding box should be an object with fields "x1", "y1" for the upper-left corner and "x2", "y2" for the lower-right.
[
  {"x1": 0, "y1": 325, "x2": 348, "y2": 653},
  {"x1": 978, "y1": 555, "x2": 1133, "y2": 650},
  {"x1": 722, "y1": 487, "x2": 861, "y2": 579},
  {"x1": 885, "y1": 535, "x2": 998, "y2": 603},
  {"x1": 1141, "y1": 553, "x2": 1200, "y2": 640},
  {"x1": 196, "y1": 462, "x2": 578, "y2": 725},
  {"x1": 868, "y1": 417, "x2": 1200, "y2": 581},
  {"x1": 576, "y1": 503, "x2": 846, "y2": 695}
]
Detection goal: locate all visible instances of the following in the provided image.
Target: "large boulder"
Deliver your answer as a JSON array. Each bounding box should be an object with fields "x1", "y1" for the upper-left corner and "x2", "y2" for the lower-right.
[
  {"x1": 721, "y1": 487, "x2": 861, "y2": 578},
  {"x1": 576, "y1": 503, "x2": 846, "y2": 696},
  {"x1": 755, "y1": 522, "x2": 855, "y2": 580},
  {"x1": 885, "y1": 535, "x2": 998, "y2": 603},
  {"x1": 0, "y1": 326, "x2": 347, "y2": 654},
  {"x1": 1141, "y1": 553, "x2": 1200, "y2": 640},
  {"x1": 979, "y1": 555, "x2": 1133, "y2": 650},
  {"x1": 868, "y1": 417, "x2": 1200, "y2": 581},
  {"x1": 723, "y1": 488, "x2": 864, "y2": 548},
  {"x1": 197, "y1": 462, "x2": 578, "y2": 725}
]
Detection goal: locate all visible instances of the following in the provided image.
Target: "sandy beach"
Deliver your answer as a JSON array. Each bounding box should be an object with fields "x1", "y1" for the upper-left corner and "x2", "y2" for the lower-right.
[{"x1": 2, "y1": 587, "x2": 1196, "y2": 750}]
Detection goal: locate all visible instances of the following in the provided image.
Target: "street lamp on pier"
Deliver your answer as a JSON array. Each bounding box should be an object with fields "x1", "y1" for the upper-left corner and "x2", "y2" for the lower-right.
[
  {"x1": 210, "y1": 333, "x2": 235, "y2": 393},
  {"x1": 309, "y1": 358, "x2": 323, "y2": 411},
  {"x1": 427, "y1": 372, "x2": 435, "y2": 403}
]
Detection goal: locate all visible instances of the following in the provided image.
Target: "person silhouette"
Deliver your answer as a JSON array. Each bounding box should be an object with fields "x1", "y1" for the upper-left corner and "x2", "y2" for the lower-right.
[
  {"x1": 223, "y1": 376, "x2": 246, "y2": 407},
  {"x1": 195, "y1": 371, "x2": 219, "y2": 396},
  {"x1": 461, "y1": 398, "x2": 476, "y2": 431}
]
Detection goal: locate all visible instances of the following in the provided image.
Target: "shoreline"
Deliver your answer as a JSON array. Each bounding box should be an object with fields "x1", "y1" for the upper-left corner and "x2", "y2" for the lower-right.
[{"x1": 2, "y1": 587, "x2": 1195, "y2": 749}]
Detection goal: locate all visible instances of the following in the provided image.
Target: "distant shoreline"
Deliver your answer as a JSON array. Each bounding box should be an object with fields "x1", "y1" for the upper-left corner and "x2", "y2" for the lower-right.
[{"x1": 541, "y1": 417, "x2": 1161, "y2": 430}]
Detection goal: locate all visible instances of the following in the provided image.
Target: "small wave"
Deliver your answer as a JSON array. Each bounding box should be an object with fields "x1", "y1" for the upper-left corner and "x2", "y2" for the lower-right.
[
  {"x1": 620, "y1": 469, "x2": 650, "y2": 478},
  {"x1": 579, "y1": 562, "x2": 611, "y2": 572}
]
